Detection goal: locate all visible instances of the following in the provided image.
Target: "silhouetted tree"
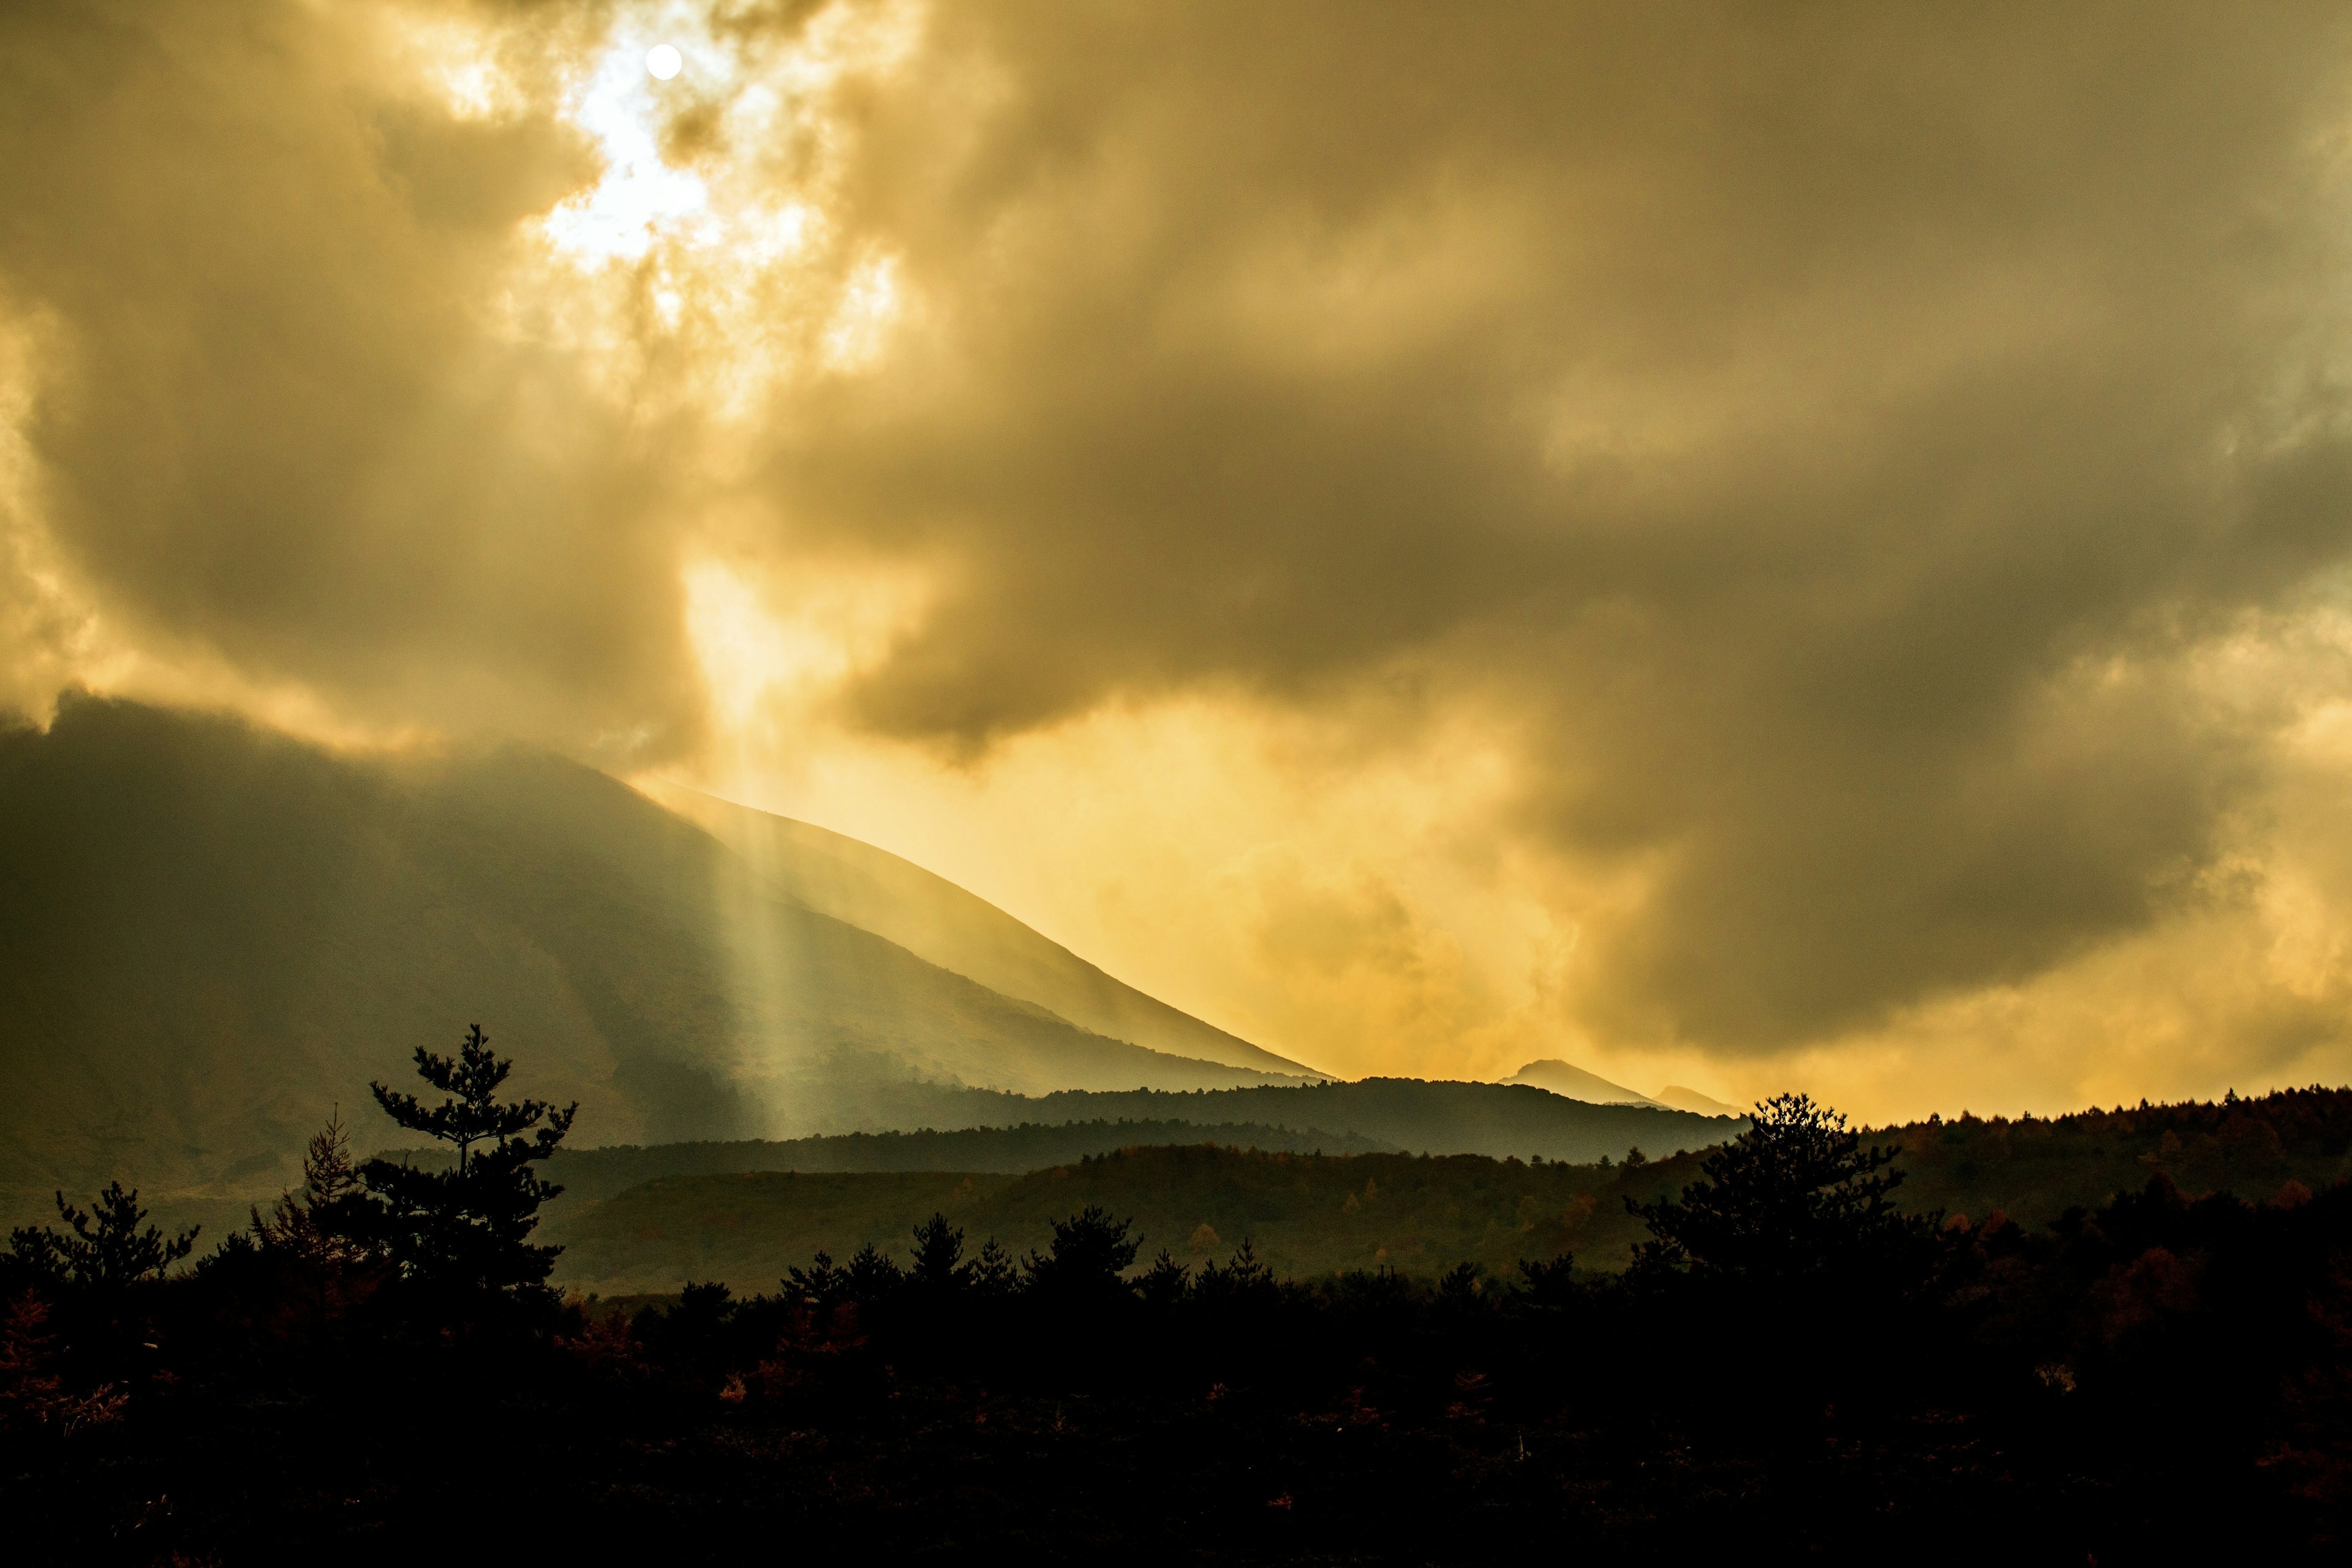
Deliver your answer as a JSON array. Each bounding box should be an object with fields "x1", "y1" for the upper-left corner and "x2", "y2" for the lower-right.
[
  {"x1": 1513, "y1": 1251, "x2": 1580, "y2": 1313},
  {"x1": 1136, "y1": 1249, "x2": 1190, "y2": 1308},
  {"x1": 1193, "y1": 1237, "x2": 1276, "y2": 1308},
  {"x1": 843, "y1": 1242, "x2": 904, "y2": 1306},
  {"x1": 1023, "y1": 1206, "x2": 1140, "y2": 1302},
  {"x1": 1627, "y1": 1092, "x2": 1936, "y2": 1289},
  {"x1": 7, "y1": 1183, "x2": 197, "y2": 1290},
  {"x1": 361, "y1": 1025, "x2": 576, "y2": 1299},
  {"x1": 785, "y1": 1250, "x2": 850, "y2": 1311},
  {"x1": 907, "y1": 1213, "x2": 968, "y2": 1295},
  {"x1": 254, "y1": 1109, "x2": 374, "y2": 1267},
  {"x1": 968, "y1": 1236, "x2": 1019, "y2": 1298}
]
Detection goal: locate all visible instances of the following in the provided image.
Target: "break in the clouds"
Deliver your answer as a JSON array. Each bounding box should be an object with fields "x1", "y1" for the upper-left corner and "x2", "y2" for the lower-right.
[{"x1": 9, "y1": 0, "x2": 2352, "y2": 1113}]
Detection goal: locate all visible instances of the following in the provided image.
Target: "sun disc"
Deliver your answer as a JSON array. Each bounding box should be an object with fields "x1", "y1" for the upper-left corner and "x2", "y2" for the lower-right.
[{"x1": 646, "y1": 44, "x2": 682, "y2": 80}]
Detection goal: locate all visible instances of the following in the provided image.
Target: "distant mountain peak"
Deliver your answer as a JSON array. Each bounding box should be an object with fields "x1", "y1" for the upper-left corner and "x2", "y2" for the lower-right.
[{"x1": 1502, "y1": 1058, "x2": 1661, "y2": 1107}]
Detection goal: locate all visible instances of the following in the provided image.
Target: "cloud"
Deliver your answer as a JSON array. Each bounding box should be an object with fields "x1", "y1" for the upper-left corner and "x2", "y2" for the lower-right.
[
  {"x1": 10, "y1": 1, "x2": 2352, "y2": 1102},
  {"x1": 0, "y1": 0, "x2": 692, "y2": 752},
  {"x1": 747, "y1": 1, "x2": 2352, "y2": 1053}
]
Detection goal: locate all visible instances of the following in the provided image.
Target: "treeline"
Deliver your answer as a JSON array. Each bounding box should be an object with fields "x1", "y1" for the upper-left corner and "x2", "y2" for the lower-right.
[
  {"x1": 1877, "y1": 1086, "x2": 2352, "y2": 1223},
  {"x1": 380, "y1": 1117, "x2": 1404, "y2": 1203},
  {"x1": 968, "y1": 1077, "x2": 1740, "y2": 1161},
  {"x1": 4, "y1": 1031, "x2": 2350, "y2": 1561}
]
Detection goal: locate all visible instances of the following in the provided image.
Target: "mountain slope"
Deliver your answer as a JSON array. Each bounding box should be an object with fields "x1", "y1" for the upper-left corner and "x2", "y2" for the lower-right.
[
  {"x1": 638, "y1": 780, "x2": 1319, "y2": 1079},
  {"x1": 1656, "y1": 1085, "x2": 1742, "y2": 1117},
  {"x1": 0, "y1": 696, "x2": 1298, "y2": 1202},
  {"x1": 1503, "y1": 1058, "x2": 1660, "y2": 1107}
]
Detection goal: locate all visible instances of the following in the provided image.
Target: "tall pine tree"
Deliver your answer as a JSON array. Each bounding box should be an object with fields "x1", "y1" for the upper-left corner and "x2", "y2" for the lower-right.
[
  {"x1": 362, "y1": 1026, "x2": 576, "y2": 1300},
  {"x1": 1626, "y1": 1091, "x2": 1938, "y2": 1289}
]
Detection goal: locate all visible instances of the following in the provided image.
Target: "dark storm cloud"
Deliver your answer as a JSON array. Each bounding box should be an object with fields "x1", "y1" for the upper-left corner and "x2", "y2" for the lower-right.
[{"x1": 753, "y1": 1, "x2": 2352, "y2": 1046}]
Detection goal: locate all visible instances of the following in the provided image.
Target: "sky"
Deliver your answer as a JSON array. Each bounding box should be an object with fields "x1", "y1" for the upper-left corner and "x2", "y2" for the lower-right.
[{"x1": 8, "y1": 0, "x2": 2352, "y2": 1120}]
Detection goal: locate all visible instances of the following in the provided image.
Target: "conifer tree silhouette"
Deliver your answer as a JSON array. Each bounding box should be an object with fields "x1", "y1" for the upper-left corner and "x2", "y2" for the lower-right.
[
  {"x1": 1023, "y1": 1206, "x2": 1140, "y2": 1302},
  {"x1": 362, "y1": 1025, "x2": 576, "y2": 1298},
  {"x1": 7, "y1": 1183, "x2": 197, "y2": 1290},
  {"x1": 907, "y1": 1213, "x2": 971, "y2": 1297},
  {"x1": 254, "y1": 1109, "x2": 374, "y2": 1266},
  {"x1": 1626, "y1": 1091, "x2": 1936, "y2": 1287}
]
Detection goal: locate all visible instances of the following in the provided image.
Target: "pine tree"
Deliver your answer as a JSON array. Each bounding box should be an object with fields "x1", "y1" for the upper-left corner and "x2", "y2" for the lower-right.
[
  {"x1": 785, "y1": 1250, "x2": 850, "y2": 1311},
  {"x1": 1136, "y1": 1249, "x2": 1191, "y2": 1308},
  {"x1": 1023, "y1": 1206, "x2": 1140, "y2": 1302},
  {"x1": 361, "y1": 1025, "x2": 576, "y2": 1299},
  {"x1": 7, "y1": 1183, "x2": 197, "y2": 1290},
  {"x1": 967, "y1": 1237, "x2": 1019, "y2": 1298},
  {"x1": 1626, "y1": 1091, "x2": 1937, "y2": 1289},
  {"x1": 1193, "y1": 1237, "x2": 1276, "y2": 1307},
  {"x1": 907, "y1": 1213, "x2": 964, "y2": 1291},
  {"x1": 254, "y1": 1109, "x2": 374, "y2": 1266},
  {"x1": 843, "y1": 1242, "x2": 905, "y2": 1306}
]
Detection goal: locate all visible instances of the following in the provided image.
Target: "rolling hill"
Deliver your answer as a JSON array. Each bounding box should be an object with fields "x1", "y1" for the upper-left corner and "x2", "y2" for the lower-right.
[{"x1": 0, "y1": 695, "x2": 1309, "y2": 1212}]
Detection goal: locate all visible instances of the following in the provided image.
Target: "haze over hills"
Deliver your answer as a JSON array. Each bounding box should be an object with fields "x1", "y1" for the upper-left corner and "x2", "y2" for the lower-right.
[{"x1": 0, "y1": 696, "x2": 1308, "y2": 1208}]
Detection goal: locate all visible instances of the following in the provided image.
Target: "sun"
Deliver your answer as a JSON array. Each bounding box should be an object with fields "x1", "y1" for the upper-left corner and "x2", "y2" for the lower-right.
[{"x1": 646, "y1": 43, "x2": 682, "y2": 81}]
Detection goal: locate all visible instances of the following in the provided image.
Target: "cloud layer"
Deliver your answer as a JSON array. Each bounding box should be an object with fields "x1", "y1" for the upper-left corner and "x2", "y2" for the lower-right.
[{"x1": 10, "y1": 1, "x2": 2352, "y2": 1110}]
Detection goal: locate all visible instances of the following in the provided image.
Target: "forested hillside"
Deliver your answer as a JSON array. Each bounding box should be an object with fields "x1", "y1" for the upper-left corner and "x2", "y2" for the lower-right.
[
  {"x1": 537, "y1": 1086, "x2": 2352, "y2": 1295},
  {"x1": 405, "y1": 1118, "x2": 1397, "y2": 1207},
  {"x1": 875, "y1": 1078, "x2": 1741, "y2": 1164}
]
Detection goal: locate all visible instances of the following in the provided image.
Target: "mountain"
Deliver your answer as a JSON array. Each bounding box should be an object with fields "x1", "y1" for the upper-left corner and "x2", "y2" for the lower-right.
[
  {"x1": 1656, "y1": 1084, "x2": 1743, "y2": 1117},
  {"x1": 639, "y1": 780, "x2": 1318, "y2": 1080},
  {"x1": 1504, "y1": 1058, "x2": 1660, "y2": 1107},
  {"x1": 0, "y1": 696, "x2": 1305, "y2": 1208}
]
